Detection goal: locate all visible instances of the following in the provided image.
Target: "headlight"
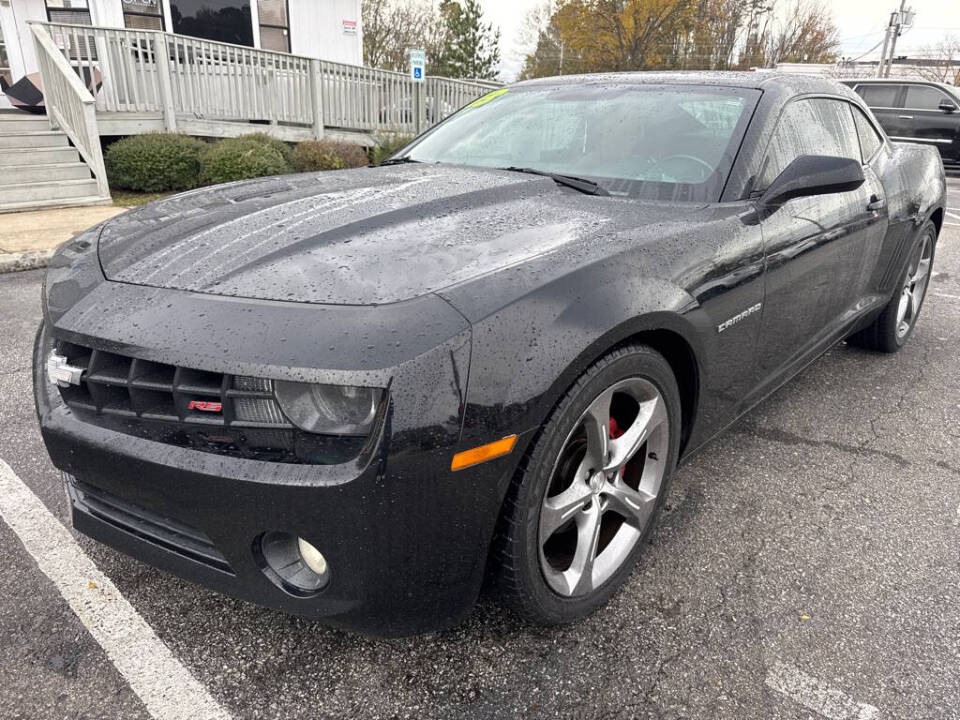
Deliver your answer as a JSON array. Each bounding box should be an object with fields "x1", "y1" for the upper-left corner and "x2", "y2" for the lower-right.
[{"x1": 274, "y1": 381, "x2": 383, "y2": 435}]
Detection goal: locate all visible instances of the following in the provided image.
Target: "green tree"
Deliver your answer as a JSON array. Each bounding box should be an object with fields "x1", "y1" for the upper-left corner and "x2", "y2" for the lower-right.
[{"x1": 432, "y1": 0, "x2": 502, "y2": 80}]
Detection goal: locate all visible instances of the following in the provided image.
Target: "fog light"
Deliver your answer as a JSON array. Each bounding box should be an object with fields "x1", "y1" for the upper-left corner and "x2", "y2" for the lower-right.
[
  {"x1": 297, "y1": 537, "x2": 328, "y2": 576},
  {"x1": 256, "y1": 531, "x2": 330, "y2": 595}
]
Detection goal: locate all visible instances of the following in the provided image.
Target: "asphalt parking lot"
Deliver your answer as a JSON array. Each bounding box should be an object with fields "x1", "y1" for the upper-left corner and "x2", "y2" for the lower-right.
[{"x1": 1, "y1": 179, "x2": 959, "y2": 720}]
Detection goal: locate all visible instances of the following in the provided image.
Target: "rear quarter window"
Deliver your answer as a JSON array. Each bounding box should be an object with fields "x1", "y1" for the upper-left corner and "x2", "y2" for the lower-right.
[{"x1": 850, "y1": 106, "x2": 884, "y2": 161}]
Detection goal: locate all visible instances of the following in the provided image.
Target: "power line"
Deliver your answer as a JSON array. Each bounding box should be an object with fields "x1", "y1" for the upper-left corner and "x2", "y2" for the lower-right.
[{"x1": 846, "y1": 37, "x2": 887, "y2": 62}]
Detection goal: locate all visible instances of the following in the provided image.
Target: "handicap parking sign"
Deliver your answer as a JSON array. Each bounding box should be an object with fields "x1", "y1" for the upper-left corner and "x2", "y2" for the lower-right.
[{"x1": 409, "y1": 50, "x2": 426, "y2": 83}]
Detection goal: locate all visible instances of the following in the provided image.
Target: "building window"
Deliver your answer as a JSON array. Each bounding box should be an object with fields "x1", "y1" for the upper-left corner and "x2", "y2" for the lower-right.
[
  {"x1": 45, "y1": 0, "x2": 93, "y2": 25},
  {"x1": 45, "y1": 0, "x2": 97, "y2": 62},
  {"x1": 257, "y1": 0, "x2": 289, "y2": 52},
  {"x1": 170, "y1": 0, "x2": 253, "y2": 46},
  {"x1": 0, "y1": 28, "x2": 11, "y2": 86},
  {"x1": 122, "y1": 0, "x2": 165, "y2": 30}
]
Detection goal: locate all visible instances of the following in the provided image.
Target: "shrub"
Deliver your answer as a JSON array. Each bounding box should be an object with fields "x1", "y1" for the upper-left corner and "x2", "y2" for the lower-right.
[
  {"x1": 199, "y1": 135, "x2": 292, "y2": 185},
  {"x1": 370, "y1": 133, "x2": 414, "y2": 165},
  {"x1": 225, "y1": 132, "x2": 294, "y2": 165},
  {"x1": 292, "y1": 140, "x2": 369, "y2": 172},
  {"x1": 105, "y1": 133, "x2": 207, "y2": 192}
]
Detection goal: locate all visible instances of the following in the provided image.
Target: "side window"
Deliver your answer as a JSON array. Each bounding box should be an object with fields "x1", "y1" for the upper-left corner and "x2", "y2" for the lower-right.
[
  {"x1": 760, "y1": 98, "x2": 860, "y2": 188},
  {"x1": 851, "y1": 106, "x2": 884, "y2": 162},
  {"x1": 856, "y1": 84, "x2": 901, "y2": 108},
  {"x1": 813, "y1": 99, "x2": 860, "y2": 161},
  {"x1": 903, "y1": 84, "x2": 951, "y2": 110}
]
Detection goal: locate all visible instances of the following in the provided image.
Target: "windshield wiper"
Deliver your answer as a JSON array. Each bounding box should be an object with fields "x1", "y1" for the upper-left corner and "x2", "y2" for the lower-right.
[
  {"x1": 501, "y1": 167, "x2": 609, "y2": 196},
  {"x1": 378, "y1": 156, "x2": 421, "y2": 166}
]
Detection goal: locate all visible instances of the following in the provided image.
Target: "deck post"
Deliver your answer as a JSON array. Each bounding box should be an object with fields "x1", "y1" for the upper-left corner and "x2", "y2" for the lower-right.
[
  {"x1": 154, "y1": 34, "x2": 178, "y2": 132},
  {"x1": 309, "y1": 59, "x2": 325, "y2": 139}
]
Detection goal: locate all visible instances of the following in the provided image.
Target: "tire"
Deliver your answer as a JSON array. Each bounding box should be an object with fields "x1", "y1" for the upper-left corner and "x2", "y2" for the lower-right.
[
  {"x1": 491, "y1": 344, "x2": 682, "y2": 625},
  {"x1": 849, "y1": 220, "x2": 937, "y2": 353}
]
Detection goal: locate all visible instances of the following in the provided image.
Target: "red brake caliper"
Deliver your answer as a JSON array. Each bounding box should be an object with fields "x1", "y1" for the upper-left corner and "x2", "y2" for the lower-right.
[{"x1": 609, "y1": 417, "x2": 625, "y2": 477}]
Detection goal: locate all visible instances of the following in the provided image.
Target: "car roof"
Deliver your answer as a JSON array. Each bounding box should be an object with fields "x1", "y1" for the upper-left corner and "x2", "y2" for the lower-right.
[
  {"x1": 841, "y1": 78, "x2": 958, "y2": 92},
  {"x1": 512, "y1": 70, "x2": 850, "y2": 95}
]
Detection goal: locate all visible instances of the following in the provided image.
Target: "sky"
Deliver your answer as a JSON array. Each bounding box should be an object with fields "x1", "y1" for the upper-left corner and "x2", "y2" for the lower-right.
[{"x1": 480, "y1": 0, "x2": 960, "y2": 81}]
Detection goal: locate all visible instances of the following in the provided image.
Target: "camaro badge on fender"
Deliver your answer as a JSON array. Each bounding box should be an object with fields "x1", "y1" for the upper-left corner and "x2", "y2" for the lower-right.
[{"x1": 718, "y1": 303, "x2": 762, "y2": 333}]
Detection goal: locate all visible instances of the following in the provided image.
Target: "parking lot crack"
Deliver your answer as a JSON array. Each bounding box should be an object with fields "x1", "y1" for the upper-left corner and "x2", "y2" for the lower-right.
[
  {"x1": 738, "y1": 425, "x2": 911, "y2": 468},
  {"x1": 935, "y1": 460, "x2": 960, "y2": 477}
]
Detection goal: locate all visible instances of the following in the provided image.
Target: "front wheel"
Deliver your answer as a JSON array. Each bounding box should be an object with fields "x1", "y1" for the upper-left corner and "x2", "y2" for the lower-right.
[
  {"x1": 491, "y1": 344, "x2": 681, "y2": 625},
  {"x1": 849, "y1": 220, "x2": 936, "y2": 353}
]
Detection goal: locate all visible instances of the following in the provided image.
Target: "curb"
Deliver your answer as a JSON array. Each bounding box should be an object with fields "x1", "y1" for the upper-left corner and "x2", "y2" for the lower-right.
[{"x1": 0, "y1": 249, "x2": 55, "y2": 274}]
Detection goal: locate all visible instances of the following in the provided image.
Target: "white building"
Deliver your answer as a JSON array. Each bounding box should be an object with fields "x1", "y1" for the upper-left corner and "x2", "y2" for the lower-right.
[
  {"x1": 0, "y1": 0, "x2": 363, "y2": 109},
  {"x1": 0, "y1": 0, "x2": 496, "y2": 213}
]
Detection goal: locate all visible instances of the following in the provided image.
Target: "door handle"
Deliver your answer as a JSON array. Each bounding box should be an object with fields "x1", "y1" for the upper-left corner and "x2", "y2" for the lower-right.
[
  {"x1": 898, "y1": 115, "x2": 914, "y2": 119},
  {"x1": 867, "y1": 194, "x2": 886, "y2": 212}
]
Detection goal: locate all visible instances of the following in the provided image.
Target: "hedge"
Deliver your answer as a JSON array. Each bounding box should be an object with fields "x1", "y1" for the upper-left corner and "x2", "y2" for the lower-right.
[
  {"x1": 371, "y1": 133, "x2": 414, "y2": 165},
  {"x1": 199, "y1": 135, "x2": 292, "y2": 185},
  {"x1": 292, "y1": 140, "x2": 369, "y2": 172},
  {"x1": 105, "y1": 132, "x2": 384, "y2": 194},
  {"x1": 105, "y1": 133, "x2": 207, "y2": 192}
]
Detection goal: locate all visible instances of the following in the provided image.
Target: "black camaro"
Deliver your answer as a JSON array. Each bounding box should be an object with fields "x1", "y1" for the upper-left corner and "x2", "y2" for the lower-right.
[{"x1": 34, "y1": 73, "x2": 946, "y2": 636}]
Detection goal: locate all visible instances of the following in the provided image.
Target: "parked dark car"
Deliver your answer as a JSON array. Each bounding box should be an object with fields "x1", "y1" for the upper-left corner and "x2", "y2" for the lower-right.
[
  {"x1": 34, "y1": 73, "x2": 945, "y2": 636},
  {"x1": 841, "y1": 78, "x2": 960, "y2": 164}
]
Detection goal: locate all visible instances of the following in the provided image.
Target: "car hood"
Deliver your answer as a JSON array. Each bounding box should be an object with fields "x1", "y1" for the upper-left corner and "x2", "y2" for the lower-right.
[{"x1": 98, "y1": 164, "x2": 684, "y2": 306}]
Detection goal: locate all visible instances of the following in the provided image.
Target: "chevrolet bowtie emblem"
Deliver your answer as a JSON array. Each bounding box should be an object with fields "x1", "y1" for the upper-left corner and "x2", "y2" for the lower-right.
[{"x1": 47, "y1": 351, "x2": 85, "y2": 388}]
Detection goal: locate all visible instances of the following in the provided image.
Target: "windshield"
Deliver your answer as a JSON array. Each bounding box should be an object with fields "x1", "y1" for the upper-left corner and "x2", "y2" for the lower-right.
[{"x1": 400, "y1": 83, "x2": 759, "y2": 202}]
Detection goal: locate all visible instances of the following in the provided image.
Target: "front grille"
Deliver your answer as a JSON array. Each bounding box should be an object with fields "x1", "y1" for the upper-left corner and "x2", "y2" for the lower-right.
[
  {"x1": 69, "y1": 478, "x2": 233, "y2": 574},
  {"x1": 54, "y1": 340, "x2": 292, "y2": 430},
  {"x1": 51, "y1": 340, "x2": 369, "y2": 464}
]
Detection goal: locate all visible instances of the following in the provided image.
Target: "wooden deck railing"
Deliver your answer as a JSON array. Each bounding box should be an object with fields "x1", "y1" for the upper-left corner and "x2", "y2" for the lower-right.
[
  {"x1": 30, "y1": 23, "x2": 110, "y2": 198},
  {"x1": 33, "y1": 22, "x2": 501, "y2": 138}
]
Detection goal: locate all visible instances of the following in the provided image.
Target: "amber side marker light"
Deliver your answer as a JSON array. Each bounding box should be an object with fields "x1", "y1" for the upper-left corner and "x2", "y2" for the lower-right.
[{"x1": 451, "y1": 435, "x2": 518, "y2": 471}]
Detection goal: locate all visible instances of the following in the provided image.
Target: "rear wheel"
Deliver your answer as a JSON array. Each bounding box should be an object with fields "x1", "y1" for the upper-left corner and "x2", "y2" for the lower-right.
[
  {"x1": 492, "y1": 344, "x2": 681, "y2": 624},
  {"x1": 849, "y1": 220, "x2": 936, "y2": 353}
]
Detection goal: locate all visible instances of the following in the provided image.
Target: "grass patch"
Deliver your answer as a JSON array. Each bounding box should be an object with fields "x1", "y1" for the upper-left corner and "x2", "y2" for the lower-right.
[{"x1": 112, "y1": 191, "x2": 174, "y2": 208}]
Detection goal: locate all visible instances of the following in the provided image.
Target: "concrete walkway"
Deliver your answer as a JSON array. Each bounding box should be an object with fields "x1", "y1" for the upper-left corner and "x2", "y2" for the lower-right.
[{"x1": 0, "y1": 205, "x2": 125, "y2": 272}]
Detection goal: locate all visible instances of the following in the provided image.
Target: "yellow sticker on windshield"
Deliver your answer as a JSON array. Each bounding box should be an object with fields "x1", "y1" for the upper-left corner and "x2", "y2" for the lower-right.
[{"x1": 467, "y1": 88, "x2": 509, "y2": 108}]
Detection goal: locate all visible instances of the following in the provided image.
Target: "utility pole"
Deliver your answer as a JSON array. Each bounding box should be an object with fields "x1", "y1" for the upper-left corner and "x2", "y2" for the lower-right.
[{"x1": 877, "y1": 0, "x2": 915, "y2": 78}]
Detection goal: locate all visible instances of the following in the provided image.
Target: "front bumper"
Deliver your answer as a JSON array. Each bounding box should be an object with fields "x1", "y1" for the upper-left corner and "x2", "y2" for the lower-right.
[
  {"x1": 37, "y1": 352, "x2": 519, "y2": 636},
  {"x1": 34, "y1": 270, "x2": 523, "y2": 636}
]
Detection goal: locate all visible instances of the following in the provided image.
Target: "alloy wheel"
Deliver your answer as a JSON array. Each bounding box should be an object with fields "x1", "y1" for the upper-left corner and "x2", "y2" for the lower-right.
[
  {"x1": 538, "y1": 377, "x2": 669, "y2": 597},
  {"x1": 896, "y1": 232, "x2": 933, "y2": 339}
]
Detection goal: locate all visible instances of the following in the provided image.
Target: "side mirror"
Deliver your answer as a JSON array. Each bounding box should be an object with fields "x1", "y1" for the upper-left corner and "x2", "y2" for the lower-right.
[
  {"x1": 939, "y1": 99, "x2": 958, "y2": 113},
  {"x1": 759, "y1": 155, "x2": 865, "y2": 208}
]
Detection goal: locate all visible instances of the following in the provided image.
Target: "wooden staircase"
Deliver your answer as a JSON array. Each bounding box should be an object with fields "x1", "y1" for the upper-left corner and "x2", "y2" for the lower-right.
[{"x1": 0, "y1": 113, "x2": 111, "y2": 213}]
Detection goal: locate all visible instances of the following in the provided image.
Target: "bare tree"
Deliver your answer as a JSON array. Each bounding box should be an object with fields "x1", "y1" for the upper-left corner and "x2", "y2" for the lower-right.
[
  {"x1": 763, "y1": 0, "x2": 838, "y2": 66},
  {"x1": 913, "y1": 36, "x2": 960, "y2": 84},
  {"x1": 362, "y1": 0, "x2": 437, "y2": 71}
]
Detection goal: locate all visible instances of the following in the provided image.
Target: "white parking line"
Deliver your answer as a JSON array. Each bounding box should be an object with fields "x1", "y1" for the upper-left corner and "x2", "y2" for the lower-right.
[
  {"x1": 0, "y1": 459, "x2": 232, "y2": 720},
  {"x1": 765, "y1": 661, "x2": 880, "y2": 720},
  {"x1": 946, "y1": 211, "x2": 960, "y2": 222}
]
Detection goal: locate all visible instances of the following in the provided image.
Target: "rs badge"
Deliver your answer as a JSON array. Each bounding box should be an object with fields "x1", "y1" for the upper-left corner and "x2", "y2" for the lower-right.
[{"x1": 188, "y1": 400, "x2": 223, "y2": 413}]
